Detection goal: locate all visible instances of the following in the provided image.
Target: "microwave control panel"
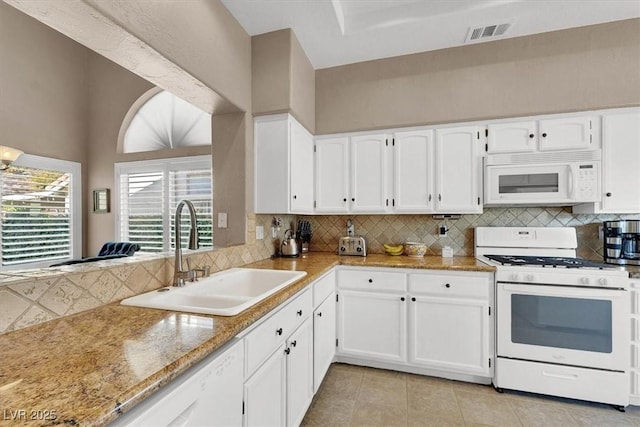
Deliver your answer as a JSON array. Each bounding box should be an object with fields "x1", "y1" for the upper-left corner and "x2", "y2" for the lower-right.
[{"x1": 576, "y1": 163, "x2": 599, "y2": 201}]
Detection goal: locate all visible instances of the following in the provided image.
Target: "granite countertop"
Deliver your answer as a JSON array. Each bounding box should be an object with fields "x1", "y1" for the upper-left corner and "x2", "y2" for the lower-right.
[{"x1": 0, "y1": 253, "x2": 493, "y2": 426}]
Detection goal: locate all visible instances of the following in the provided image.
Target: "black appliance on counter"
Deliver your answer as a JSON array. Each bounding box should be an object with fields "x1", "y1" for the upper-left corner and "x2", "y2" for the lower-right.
[{"x1": 604, "y1": 220, "x2": 640, "y2": 266}]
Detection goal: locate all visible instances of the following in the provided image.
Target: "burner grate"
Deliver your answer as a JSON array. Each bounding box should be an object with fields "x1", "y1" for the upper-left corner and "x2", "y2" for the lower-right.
[{"x1": 485, "y1": 254, "x2": 613, "y2": 269}]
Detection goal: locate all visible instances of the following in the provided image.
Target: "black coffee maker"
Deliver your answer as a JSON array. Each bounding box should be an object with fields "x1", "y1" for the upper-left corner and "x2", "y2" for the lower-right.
[{"x1": 604, "y1": 220, "x2": 640, "y2": 265}]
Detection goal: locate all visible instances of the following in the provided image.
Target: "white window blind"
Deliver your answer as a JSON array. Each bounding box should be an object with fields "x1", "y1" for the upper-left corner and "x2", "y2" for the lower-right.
[
  {"x1": 0, "y1": 155, "x2": 81, "y2": 269},
  {"x1": 116, "y1": 156, "x2": 213, "y2": 252}
]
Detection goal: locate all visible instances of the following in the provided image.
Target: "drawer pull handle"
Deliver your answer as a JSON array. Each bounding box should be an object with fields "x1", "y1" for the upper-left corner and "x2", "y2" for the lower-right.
[
  {"x1": 445, "y1": 283, "x2": 451, "y2": 288},
  {"x1": 297, "y1": 310, "x2": 303, "y2": 316},
  {"x1": 276, "y1": 328, "x2": 283, "y2": 336},
  {"x1": 368, "y1": 279, "x2": 373, "y2": 283},
  {"x1": 411, "y1": 297, "x2": 416, "y2": 302},
  {"x1": 317, "y1": 312, "x2": 323, "y2": 317},
  {"x1": 400, "y1": 297, "x2": 405, "y2": 301},
  {"x1": 542, "y1": 371, "x2": 578, "y2": 380},
  {"x1": 291, "y1": 340, "x2": 297, "y2": 347},
  {"x1": 284, "y1": 348, "x2": 290, "y2": 355}
]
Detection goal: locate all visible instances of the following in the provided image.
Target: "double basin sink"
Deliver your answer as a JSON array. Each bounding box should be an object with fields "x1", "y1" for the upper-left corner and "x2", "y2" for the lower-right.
[{"x1": 121, "y1": 268, "x2": 307, "y2": 316}]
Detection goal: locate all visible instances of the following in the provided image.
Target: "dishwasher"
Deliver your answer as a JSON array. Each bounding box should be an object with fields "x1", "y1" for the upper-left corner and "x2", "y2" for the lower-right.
[{"x1": 111, "y1": 338, "x2": 244, "y2": 426}]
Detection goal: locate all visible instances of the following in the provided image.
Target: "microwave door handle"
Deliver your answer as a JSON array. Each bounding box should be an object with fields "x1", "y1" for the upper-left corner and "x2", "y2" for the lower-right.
[{"x1": 568, "y1": 165, "x2": 575, "y2": 198}]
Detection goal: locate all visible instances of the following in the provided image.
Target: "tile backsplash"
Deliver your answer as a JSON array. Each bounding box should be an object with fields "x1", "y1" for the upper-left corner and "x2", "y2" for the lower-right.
[
  {"x1": 2, "y1": 209, "x2": 638, "y2": 335},
  {"x1": 301, "y1": 207, "x2": 640, "y2": 260}
]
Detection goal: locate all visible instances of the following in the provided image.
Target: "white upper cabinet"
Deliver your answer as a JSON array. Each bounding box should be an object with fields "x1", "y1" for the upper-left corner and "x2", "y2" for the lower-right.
[
  {"x1": 435, "y1": 126, "x2": 483, "y2": 214},
  {"x1": 574, "y1": 109, "x2": 640, "y2": 214},
  {"x1": 538, "y1": 116, "x2": 593, "y2": 151},
  {"x1": 314, "y1": 137, "x2": 349, "y2": 213},
  {"x1": 315, "y1": 133, "x2": 391, "y2": 214},
  {"x1": 486, "y1": 116, "x2": 595, "y2": 154},
  {"x1": 350, "y1": 134, "x2": 391, "y2": 213},
  {"x1": 393, "y1": 130, "x2": 435, "y2": 212},
  {"x1": 254, "y1": 114, "x2": 314, "y2": 214},
  {"x1": 487, "y1": 121, "x2": 536, "y2": 154}
]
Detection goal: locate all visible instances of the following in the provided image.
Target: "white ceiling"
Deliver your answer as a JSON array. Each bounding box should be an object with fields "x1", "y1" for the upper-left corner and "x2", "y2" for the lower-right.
[{"x1": 221, "y1": 0, "x2": 640, "y2": 69}]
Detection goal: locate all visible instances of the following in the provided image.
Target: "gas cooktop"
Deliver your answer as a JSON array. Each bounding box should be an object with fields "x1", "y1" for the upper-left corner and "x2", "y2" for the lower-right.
[{"x1": 485, "y1": 254, "x2": 615, "y2": 270}]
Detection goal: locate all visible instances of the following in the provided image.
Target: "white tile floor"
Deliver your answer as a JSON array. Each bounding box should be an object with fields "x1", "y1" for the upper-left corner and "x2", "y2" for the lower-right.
[{"x1": 302, "y1": 363, "x2": 640, "y2": 427}]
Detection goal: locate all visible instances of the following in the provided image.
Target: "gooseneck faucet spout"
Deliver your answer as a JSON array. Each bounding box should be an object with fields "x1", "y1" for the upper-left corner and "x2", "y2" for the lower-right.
[{"x1": 173, "y1": 199, "x2": 199, "y2": 286}]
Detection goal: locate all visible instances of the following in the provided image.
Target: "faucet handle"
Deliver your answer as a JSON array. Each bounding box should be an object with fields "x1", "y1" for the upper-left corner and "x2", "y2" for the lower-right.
[{"x1": 193, "y1": 265, "x2": 211, "y2": 280}]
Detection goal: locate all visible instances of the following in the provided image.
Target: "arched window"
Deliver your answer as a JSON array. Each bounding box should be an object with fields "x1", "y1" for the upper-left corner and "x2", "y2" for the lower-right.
[{"x1": 122, "y1": 89, "x2": 212, "y2": 153}]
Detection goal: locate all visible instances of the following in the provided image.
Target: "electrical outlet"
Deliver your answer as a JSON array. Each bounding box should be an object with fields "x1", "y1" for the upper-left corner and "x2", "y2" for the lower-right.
[
  {"x1": 439, "y1": 225, "x2": 448, "y2": 237},
  {"x1": 217, "y1": 212, "x2": 228, "y2": 228},
  {"x1": 256, "y1": 226, "x2": 264, "y2": 240}
]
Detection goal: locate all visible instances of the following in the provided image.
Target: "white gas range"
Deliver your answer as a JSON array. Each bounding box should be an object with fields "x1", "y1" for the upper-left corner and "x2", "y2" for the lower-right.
[{"x1": 475, "y1": 226, "x2": 631, "y2": 409}]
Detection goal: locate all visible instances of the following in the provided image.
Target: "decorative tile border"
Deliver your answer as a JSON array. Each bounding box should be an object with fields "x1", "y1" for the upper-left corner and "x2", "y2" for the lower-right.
[{"x1": 0, "y1": 214, "x2": 280, "y2": 335}]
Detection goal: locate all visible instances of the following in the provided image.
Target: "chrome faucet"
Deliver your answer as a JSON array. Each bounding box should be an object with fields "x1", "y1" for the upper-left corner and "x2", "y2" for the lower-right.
[{"x1": 173, "y1": 199, "x2": 198, "y2": 286}]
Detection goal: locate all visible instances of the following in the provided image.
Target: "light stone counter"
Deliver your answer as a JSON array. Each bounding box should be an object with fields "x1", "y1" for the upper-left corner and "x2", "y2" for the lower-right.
[{"x1": 0, "y1": 253, "x2": 494, "y2": 426}]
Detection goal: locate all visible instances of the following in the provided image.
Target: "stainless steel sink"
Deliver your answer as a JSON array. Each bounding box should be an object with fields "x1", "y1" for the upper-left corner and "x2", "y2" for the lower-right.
[{"x1": 121, "y1": 268, "x2": 307, "y2": 316}]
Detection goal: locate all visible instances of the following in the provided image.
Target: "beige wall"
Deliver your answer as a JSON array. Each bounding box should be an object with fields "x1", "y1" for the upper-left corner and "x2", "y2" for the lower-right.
[
  {"x1": 316, "y1": 19, "x2": 640, "y2": 134},
  {"x1": 252, "y1": 29, "x2": 316, "y2": 132}
]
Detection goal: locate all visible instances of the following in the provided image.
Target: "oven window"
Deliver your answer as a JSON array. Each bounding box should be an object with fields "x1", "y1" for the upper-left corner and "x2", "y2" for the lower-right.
[
  {"x1": 499, "y1": 173, "x2": 559, "y2": 194},
  {"x1": 511, "y1": 295, "x2": 612, "y2": 353}
]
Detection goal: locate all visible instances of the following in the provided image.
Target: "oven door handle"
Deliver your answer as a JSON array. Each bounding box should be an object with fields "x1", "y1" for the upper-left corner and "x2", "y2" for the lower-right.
[{"x1": 499, "y1": 283, "x2": 626, "y2": 298}]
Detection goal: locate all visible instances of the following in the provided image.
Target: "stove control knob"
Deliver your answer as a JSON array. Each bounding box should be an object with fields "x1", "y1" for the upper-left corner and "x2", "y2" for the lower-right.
[
  {"x1": 599, "y1": 278, "x2": 608, "y2": 287},
  {"x1": 510, "y1": 273, "x2": 520, "y2": 281},
  {"x1": 526, "y1": 274, "x2": 535, "y2": 281},
  {"x1": 340, "y1": 246, "x2": 346, "y2": 252},
  {"x1": 581, "y1": 277, "x2": 590, "y2": 285}
]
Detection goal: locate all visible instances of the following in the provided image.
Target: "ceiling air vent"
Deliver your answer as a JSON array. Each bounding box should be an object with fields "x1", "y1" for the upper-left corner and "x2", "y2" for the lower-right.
[{"x1": 465, "y1": 23, "x2": 511, "y2": 43}]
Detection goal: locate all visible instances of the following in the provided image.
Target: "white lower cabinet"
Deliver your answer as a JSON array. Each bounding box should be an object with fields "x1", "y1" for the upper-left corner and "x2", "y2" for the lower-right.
[
  {"x1": 336, "y1": 267, "x2": 494, "y2": 381},
  {"x1": 243, "y1": 343, "x2": 287, "y2": 427},
  {"x1": 286, "y1": 319, "x2": 314, "y2": 427},
  {"x1": 337, "y1": 290, "x2": 406, "y2": 363},
  {"x1": 313, "y1": 292, "x2": 336, "y2": 393}
]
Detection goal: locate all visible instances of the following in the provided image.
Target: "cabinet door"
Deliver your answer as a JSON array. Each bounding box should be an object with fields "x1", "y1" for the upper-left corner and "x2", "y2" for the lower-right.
[
  {"x1": 409, "y1": 296, "x2": 491, "y2": 377},
  {"x1": 538, "y1": 116, "x2": 593, "y2": 151},
  {"x1": 313, "y1": 292, "x2": 336, "y2": 393},
  {"x1": 243, "y1": 344, "x2": 286, "y2": 427},
  {"x1": 435, "y1": 126, "x2": 482, "y2": 213},
  {"x1": 315, "y1": 137, "x2": 349, "y2": 213},
  {"x1": 487, "y1": 121, "x2": 537, "y2": 153},
  {"x1": 602, "y1": 111, "x2": 640, "y2": 213},
  {"x1": 286, "y1": 319, "x2": 314, "y2": 427},
  {"x1": 394, "y1": 130, "x2": 435, "y2": 212},
  {"x1": 254, "y1": 116, "x2": 289, "y2": 213},
  {"x1": 350, "y1": 134, "x2": 390, "y2": 213},
  {"x1": 337, "y1": 290, "x2": 406, "y2": 363},
  {"x1": 289, "y1": 118, "x2": 315, "y2": 213}
]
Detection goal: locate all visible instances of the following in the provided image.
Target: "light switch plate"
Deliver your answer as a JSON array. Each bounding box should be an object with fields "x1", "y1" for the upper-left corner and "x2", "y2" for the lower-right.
[
  {"x1": 218, "y1": 212, "x2": 228, "y2": 228},
  {"x1": 256, "y1": 226, "x2": 264, "y2": 240}
]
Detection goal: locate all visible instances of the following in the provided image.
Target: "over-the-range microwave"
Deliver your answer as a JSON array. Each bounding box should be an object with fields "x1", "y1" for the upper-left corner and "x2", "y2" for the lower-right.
[{"x1": 484, "y1": 150, "x2": 601, "y2": 206}]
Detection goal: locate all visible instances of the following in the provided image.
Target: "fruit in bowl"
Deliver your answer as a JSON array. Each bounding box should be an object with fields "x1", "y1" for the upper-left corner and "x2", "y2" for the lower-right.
[
  {"x1": 403, "y1": 242, "x2": 427, "y2": 257},
  {"x1": 384, "y1": 243, "x2": 404, "y2": 256}
]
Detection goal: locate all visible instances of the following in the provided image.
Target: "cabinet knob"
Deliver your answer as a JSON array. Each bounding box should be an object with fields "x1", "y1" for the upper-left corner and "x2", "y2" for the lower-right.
[
  {"x1": 317, "y1": 312, "x2": 323, "y2": 317},
  {"x1": 351, "y1": 198, "x2": 355, "y2": 202},
  {"x1": 291, "y1": 340, "x2": 297, "y2": 347},
  {"x1": 276, "y1": 328, "x2": 283, "y2": 336},
  {"x1": 297, "y1": 309, "x2": 303, "y2": 316},
  {"x1": 542, "y1": 132, "x2": 548, "y2": 137},
  {"x1": 411, "y1": 297, "x2": 416, "y2": 302},
  {"x1": 400, "y1": 297, "x2": 405, "y2": 301},
  {"x1": 445, "y1": 283, "x2": 451, "y2": 288},
  {"x1": 368, "y1": 278, "x2": 373, "y2": 283},
  {"x1": 293, "y1": 195, "x2": 297, "y2": 199},
  {"x1": 529, "y1": 133, "x2": 534, "y2": 139},
  {"x1": 284, "y1": 347, "x2": 290, "y2": 355},
  {"x1": 438, "y1": 194, "x2": 442, "y2": 202},
  {"x1": 606, "y1": 192, "x2": 612, "y2": 197},
  {"x1": 428, "y1": 194, "x2": 432, "y2": 202},
  {"x1": 343, "y1": 198, "x2": 347, "y2": 202}
]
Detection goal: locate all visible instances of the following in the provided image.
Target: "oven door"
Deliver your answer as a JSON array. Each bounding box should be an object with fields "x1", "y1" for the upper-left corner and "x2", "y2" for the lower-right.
[{"x1": 497, "y1": 283, "x2": 629, "y2": 371}]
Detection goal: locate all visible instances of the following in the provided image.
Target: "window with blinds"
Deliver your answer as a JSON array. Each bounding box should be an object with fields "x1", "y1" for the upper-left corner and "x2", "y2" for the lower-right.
[
  {"x1": 116, "y1": 156, "x2": 213, "y2": 252},
  {"x1": 0, "y1": 155, "x2": 81, "y2": 269}
]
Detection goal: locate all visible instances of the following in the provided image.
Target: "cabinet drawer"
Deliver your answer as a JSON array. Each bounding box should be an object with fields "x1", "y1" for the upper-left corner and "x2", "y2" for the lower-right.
[
  {"x1": 245, "y1": 289, "x2": 312, "y2": 376},
  {"x1": 313, "y1": 271, "x2": 335, "y2": 308},
  {"x1": 338, "y1": 268, "x2": 406, "y2": 292},
  {"x1": 408, "y1": 272, "x2": 491, "y2": 299}
]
